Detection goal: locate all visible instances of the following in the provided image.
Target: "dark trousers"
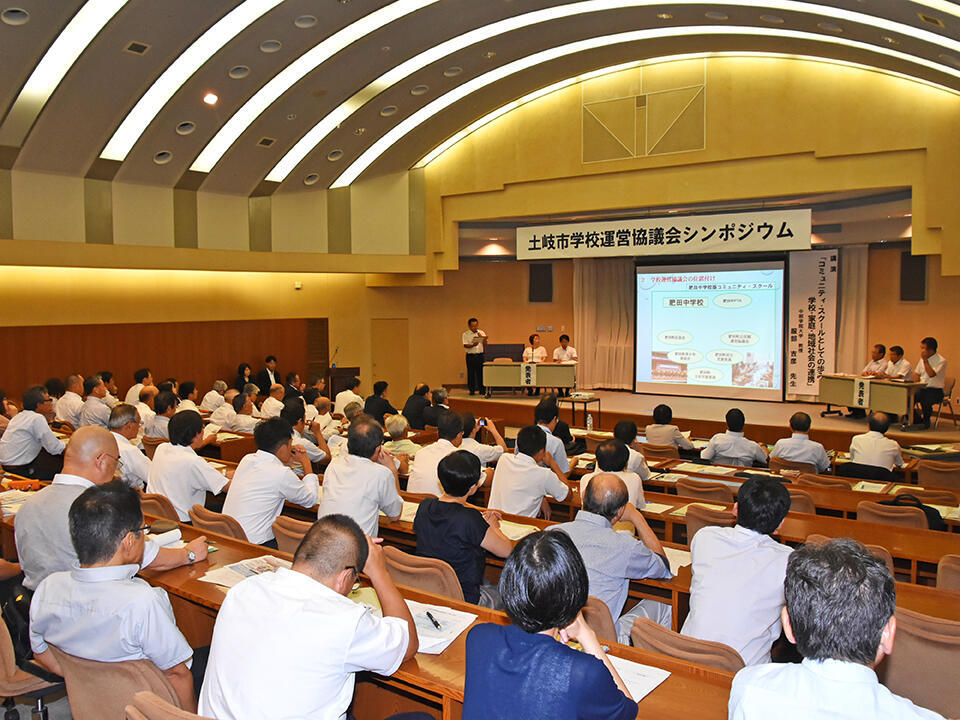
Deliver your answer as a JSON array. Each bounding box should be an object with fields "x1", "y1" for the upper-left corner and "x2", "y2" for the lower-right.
[
  {"x1": 260, "y1": 538, "x2": 279, "y2": 550},
  {"x1": 4, "y1": 449, "x2": 63, "y2": 480},
  {"x1": 190, "y1": 645, "x2": 210, "y2": 699},
  {"x1": 916, "y1": 387, "x2": 945, "y2": 425},
  {"x1": 466, "y1": 353, "x2": 485, "y2": 394}
]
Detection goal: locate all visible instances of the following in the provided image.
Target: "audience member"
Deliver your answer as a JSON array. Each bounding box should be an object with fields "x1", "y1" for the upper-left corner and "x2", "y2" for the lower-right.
[
  {"x1": 145, "y1": 390, "x2": 178, "y2": 439},
  {"x1": 43, "y1": 377, "x2": 65, "y2": 410},
  {"x1": 229, "y1": 391, "x2": 260, "y2": 433},
  {"x1": 364, "y1": 380, "x2": 398, "y2": 425},
  {"x1": 459, "y1": 412, "x2": 506, "y2": 466},
  {"x1": 463, "y1": 531, "x2": 636, "y2": 720},
  {"x1": 645, "y1": 404, "x2": 694, "y2": 450},
  {"x1": 0, "y1": 389, "x2": 15, "y2": 439},
  {"x1": 254, "y1": 356, "x2": 279, "y2": 397},
  {"x1": 701, "y1": 409, "x2": 768, "y2": 467},
  {"x1": 421, "y1": 386, "x2": 449, "y2": 428},
  {"x1": 771, "y1": 412, "x2": 830, "y2": 473},
  {"x1": 259, "y1": 384, "x2": 286, "y2": 419},
  {"x1": 175, "y1": 381, "x2": 201, "y2": 414},
  {"x1": 208, "y1": 389, "x2": 239, "y2": 428},
  {"x1": 233, "y1": 363, "x2": 252, "y2": 392},
  {"x1": 283, "y1": 372, "x2": 302, "y2": 401},
  {"x1": 97, "y1": 370, "x2": 120, "y2": 407},
  {"x1": 489, "y1": 425, "x2": 569, "y2": 518},
  {"x1": 136, "y1": 385, "x2": 159, "y2": 429},
  {"x1": 333, "y1": 377, "x2": 363, "y2": 417},
  {"x1": 200, "y1": 380, "x2": 228, "y2": 411},
  {"x1": 414, "y1": 451, "x2": 512, "y2": 606},
  {"x1": 728, "y1": 538, "x2": 945, "y2": 719},
  {"x1": 383, "y1": 414, "x2": 422, "y2": 458},
  {"x1": 681, "y1": 476, "x2": 792, "y2": 665},
  {"x1": 613, "y1": 420, "x2": 651, "y2": 480},
  {"x1": 108, "y1": 403, "x2": 151, "y2": 489},
  {"x1": 307, "y1": 394, "x2": 339, "y2": 439},
  {"x1": 849, "y1": 412, "x2": 904, "y2": 471},
  {"x1": 579, "y1": 439, "x2": 645, "y2": 508},
  {"x1": 78, "y1": 375, "x2": 111, "y2": 428},
  {"x1": 532, "y1": 400, "x2": 571, "y2": 474},
  {"x1": 0, "y1": 386, "x2": 65, "y2": 479},
  {"x1": 157, "y1": 378, "x2": 178, "y2": 395},
  {"x1": 280, "y1": 400, "x2": 330, "y2": 466},
  {"x1": 407, "y1": 410, "x2": 463, "y2": 496},
  {"x1": 55, "y1": 374, "x2": 84, "y2": 428},
  {"x1": 402, "y1": 383, "x2": 431, "y2": 430},
  {"x1": 124, "y1": 367, "x2": 153, "y2": 404}
]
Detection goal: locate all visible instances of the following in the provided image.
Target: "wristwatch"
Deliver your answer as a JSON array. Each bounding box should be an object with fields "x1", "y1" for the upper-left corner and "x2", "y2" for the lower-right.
[{"x1": 187, "y1": 550, "x2": 197, "y2": 564}]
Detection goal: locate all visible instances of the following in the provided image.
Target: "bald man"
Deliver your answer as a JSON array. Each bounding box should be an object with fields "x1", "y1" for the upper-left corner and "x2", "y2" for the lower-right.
[
  {"x1": 208, "y1": 389, "x2": 240, "y2": 429},
  {"x1": 260, "y1": 384, "x2": 285, "y2": 419},
  {"x1": 15, "y1": 427, "x2": 209, "y2": 594}
]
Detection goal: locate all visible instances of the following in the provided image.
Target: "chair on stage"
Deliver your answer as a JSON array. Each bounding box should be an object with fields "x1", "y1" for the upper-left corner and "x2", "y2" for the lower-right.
[
  {"x1": 676, "y1": 478, "x2": 734, "y2": 504},
  {"x1": 933, "y1": 377, "x2": 957, "y2": 429},
  {"x1": 787, "y1": 488, "x2": 816, "y2": 515},
  {"x1": 684, "y1": 504, "x2": 736, "y2": 542},
  {"x1": 769, "y1": 456, "x2": 818, "y2": 475},
  {"x1": 630, "y1": 618, "x2": 744, "y2": 673},
  {"x1": 639, "y1": 443, "x2": 679, "y2": 461},
  {"x1": 916, "y1": 460, "x2": 960, "y2": 492},
  {"x1": 795, "y1": 473, "x2": 853, "y2": 491},
  {"x1": 856, "y1": 501, "x2": 928, "y2": 530},
  {"x1": 272, "y1": 516, "x2": 313, "y2": 555}
]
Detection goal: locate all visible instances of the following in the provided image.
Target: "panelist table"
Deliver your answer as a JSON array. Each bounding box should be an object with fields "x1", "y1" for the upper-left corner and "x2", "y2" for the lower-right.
[
  {"x1": 482, "y1": 362, "x2": 576, "y2": 397},
  {"x1": 818, "y1": 374, "x2": 925, "y2": 428}
]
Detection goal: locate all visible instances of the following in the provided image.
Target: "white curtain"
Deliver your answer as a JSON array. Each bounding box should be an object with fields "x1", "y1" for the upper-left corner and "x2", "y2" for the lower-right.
[
  {"x1": 836, "y1": 245, "x2": 869, "y2": 373},
  {"x1": 573, "y1": 258, "x2": 635, "y2": 389}
]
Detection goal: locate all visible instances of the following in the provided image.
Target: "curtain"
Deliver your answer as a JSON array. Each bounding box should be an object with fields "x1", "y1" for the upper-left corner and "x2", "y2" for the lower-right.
[
  {"x1": 836, "y1": 245, "x2": 869, "y2": 374},
  {"x1": 573, "y1": 258, "x2": 635, "y2": 389}
]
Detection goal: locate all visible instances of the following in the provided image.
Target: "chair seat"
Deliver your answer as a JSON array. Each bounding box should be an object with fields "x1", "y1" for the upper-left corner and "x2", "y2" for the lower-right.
[{"x1": 0, "y1": 667, "x2": 62, "y2": 696}]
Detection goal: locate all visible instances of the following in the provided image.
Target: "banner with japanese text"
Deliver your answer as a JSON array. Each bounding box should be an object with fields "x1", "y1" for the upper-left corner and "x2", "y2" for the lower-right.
[
  {"x1": 787, "y1": 250, "x2": 838, "y2": 399},
  {"x1": 516, "y1": 209, "x2": 811, "y2": 260}
]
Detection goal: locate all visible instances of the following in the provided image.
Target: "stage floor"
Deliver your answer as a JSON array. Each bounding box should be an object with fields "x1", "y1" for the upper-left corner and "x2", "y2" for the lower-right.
[{"x1": 448, "y1": 388, "x2": 960, "y2": 443}]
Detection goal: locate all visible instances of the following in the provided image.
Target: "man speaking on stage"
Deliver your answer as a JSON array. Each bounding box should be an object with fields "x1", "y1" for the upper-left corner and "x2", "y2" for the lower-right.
[{"x1": 462, "y1": 318, "x2": 488, "y2": 396}]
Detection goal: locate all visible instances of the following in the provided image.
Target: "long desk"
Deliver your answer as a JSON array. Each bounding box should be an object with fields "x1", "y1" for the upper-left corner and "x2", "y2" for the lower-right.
[
  {"x1": 482, "y1": 362, "x2": 576, "y2": 396},
  {"x1": 818, "y1": 374, "x2": 925, "y2": 427}
]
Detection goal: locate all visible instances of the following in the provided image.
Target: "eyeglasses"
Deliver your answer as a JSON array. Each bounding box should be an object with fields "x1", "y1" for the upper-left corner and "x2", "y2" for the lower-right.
[
  {"x1": 98, "y1": 452, "x2": 123, "y2": 469},
  {"x1": 131, "y1": 524, "x2": 151, "y2": 537},
  {"x1": 344, "y1": 565, "x2": 359, "y2": 577}
]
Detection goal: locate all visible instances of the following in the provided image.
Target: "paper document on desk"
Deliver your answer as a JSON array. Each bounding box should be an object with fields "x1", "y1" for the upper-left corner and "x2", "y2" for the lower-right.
[
  {"x1": 642, "y1": 503, "x2": 675, "y2": 515},
  {"x1": 379, "y1": 501, "x2": 419, "y2": 523},
  {"x1": 652, "y1": 473, "x2": 685, "y2": 483},
  {"x1": 405, "y1": 600, "x2": 477, "y2": 655},
  {"x1": 203, "y1": 424, "x2": 221, "y2": 440},
  {"x1": 199, "y1": 555, "x2": 291, "y2": 589},
  {"x1": 216, "y1": 432, "x2": 244, "y2": 442},
  {"x1": 929, "y1": 504, "x2": 960, "y2": 520},
  {"x1": 673, "y1": 462, "x2": 708, "y2": 473},
  {"x1": 852, "y1": 481, "x2": 887, "y2": 493},
  {"x1": 146, "y1": 529, "x2": 182, "y2": 547},
  {"x1": 671, "y1": 503, "x2": 727, "y2": 517},
  {"x1": 889, "y1": 485, "x2": 924, "y2": 495},
  {"x1": 913, "y1": 444, "x2": 948, "y2": 451},
  {"x1": 662, "y1": 547, "x2": 691, "y2": 571},
  {"x1": 607, "y1": 655, "x2": 671, "y2": 702},
  {"x1": 691, "y1": 439, "x2": 710, "y2": 450},
  {"x1": 695, "y1": 465, "x2": 739, "y2": 476},
  {"x1": 681, "y1": 430, "x2": 692, "y2": 439},
  {"x1": 0, "y1": 489, "x2": 33, "y2": 516},
  {"x1": 570, "y1": 428, "x2": 588, "y2": 437},
  {"x1": 499, "y1": 520, "x2": 538, "y2": 540}
]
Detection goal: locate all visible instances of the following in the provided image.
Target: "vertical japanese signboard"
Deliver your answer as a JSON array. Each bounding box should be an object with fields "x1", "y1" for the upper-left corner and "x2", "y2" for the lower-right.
[{"x1": 787, "y1": 250, "x2": 838, "y2": 398}]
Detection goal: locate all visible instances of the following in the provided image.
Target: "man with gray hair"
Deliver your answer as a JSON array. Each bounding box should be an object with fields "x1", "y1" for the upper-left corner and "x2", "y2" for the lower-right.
[
  {"x1": 108, "y1": 403, "x2": 151, "y2": 489},
  {"x1": 383, "y1": 414, "x2": 422, "y2": 458},
  {"x1": 200, "y1": 380, "x2": 229, "y2": 412},
  {"x1": 422, "y1": 387, "x2": 449, "y2": 428},
  {"x1": 242, "y1": 382, "x2": 262, "y2": 417},
  {"x1": 552, "y1": 473, "x2": 673, "y2": 644}
]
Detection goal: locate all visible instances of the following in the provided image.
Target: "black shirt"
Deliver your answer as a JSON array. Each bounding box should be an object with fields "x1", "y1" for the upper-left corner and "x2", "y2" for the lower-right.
[
  {"x1": 363, "y1": 395, "x2": 398, "y2": 425},
  {"x1": 422, "y1": 403, "x2": 448, "y2": 428},
  {"x1": 414, "y1": 498, "x2": 489, "y2": 603},
  {"x1": 402, "y1": 394, "x2": 430, "y2": 430}
]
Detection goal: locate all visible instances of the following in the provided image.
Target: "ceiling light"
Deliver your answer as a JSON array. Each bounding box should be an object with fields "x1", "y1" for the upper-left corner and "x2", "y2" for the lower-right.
[
  {"x1": 153, "y1": 150, "x2": 173, "y2": 165},
  {"x1": 0, "y1": 0, "x2": 130, "y2": 147},
  {"x1": 303, "y1": 173, "x2": 320, "y2": 185},
  {"x1": 882, "y1": 36, "x2": 899, "y2": 45},
  {"x1": 704, "y1": 11, "x2": 728, "y2": 19},
  {"x1": 354, "y1": 127, "x2": 365, "y2": 135},
  {"x1": 817, "y1": 21, "x2": 843, "y2": 32},
  {"x1": 286, "y1": 113, "x2": 297, "y2": 120},
  {"x1": 228, "y1": 65, "x2": 250, "y2": 79},
  {"x1": 295, "y1": 15, "x2": 318, "y2": 28},
  {"x1": 1, "y1": 8, "x2": 29, "y2": 25},
  {"x1": 410, "y1": 84, "x2": 429, "y2": 95},
  {"x1": 326, "y1": 150, "x2": 343, "y2": 161},
  {"x1": 443, "y1": 66, "x2": 463, "y2": 77},
  {"x1": 760, "y1": 14, "x2": 783, "y2": 23},
  {"x1": 380, "y1": 105, "x2": 398, "y2": 116},
  {"x1": 190, "y1": 0, "x2": 439, "y2": 173},
  {"x1": 175, "y1": 121, "x2": 196, "y2": 135},
  {"x1": 260, "y1": 39, "x2": 282, "y2": 53},
  {"x1": 100, "y1": 0, "x2": 281, "y2": 162},
  {"x1": 656, "y1": 13, "x2": 673, "y2": 20},
  {"x1": 485, "y1": 51, "x2": 497, "y2": 59},
  {"x1": 333, "y1": 25, "x2": 960, "y2": 188},
  {"x1": 203, "y1": 92, "x2": 219, "y2": 105}
]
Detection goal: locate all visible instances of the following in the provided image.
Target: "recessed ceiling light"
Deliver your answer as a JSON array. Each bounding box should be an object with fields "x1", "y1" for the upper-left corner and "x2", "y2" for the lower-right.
[
  {"x1": 203, "y1": 92, "x2": 218, "y2": 105},
  {"x1": 303, "y1": 173, "x2": 320, "y2": 185},
  {"x1": 443, "y1": 66, "x2": 463, "y2": 77},
  {"x1": 286, "y1": 113, "x2": 297, "y2": 120},
  {"x1": 124, "y1": 41, "x2": 150, "y2": 55},
  {"x1": 1, "y1": 7, "x2": 29, "y2": 25},
  {"x1": 882, "y1": 35, "x2": 899, "y2": 45},
  {"x1": 818, "y1": 21, "x2": 843, "y2": 32},
  {"x1": 354, "y1": 127, "x2": 365, "y2": 135},
  {"x1": 760, "y1": 14, "x2": 784, "y2": 23},
  {"x1": 257, "y1": 136, "x2": 275, "y2": 147},
  {"x1": 410, "y1": 84, "x2": 429, "y2": 95},
  {"x1": 228, "y1": 65, "x2": 250, "y2": 79},
  {"x1": 294, "y1": 14, "x2": 317, "y2": 28},
  {"x1": 153, "y1": 150, "x2": 172, "y2": 165},
  {"x1": 656, "y1": 12, "x2": 672, "y2": 20},
  {"x1": 705, "y1": 11, "x2": 728, "y2": 20},
  {"x1": 175, "y1": 121, "x2": 196, "y2": 135},
  {"x1": 380, "y1": 105, "x2": 398, "y2": 117},
  {"x1": 382, "y1": 46, "x2": 391, "y2": 53},
  {"x1": 259, "y1": 39, "x2": 282, "y2": 53},
  {"x1": 326, "y1": 150, "x2": 343, "y2": 161}
]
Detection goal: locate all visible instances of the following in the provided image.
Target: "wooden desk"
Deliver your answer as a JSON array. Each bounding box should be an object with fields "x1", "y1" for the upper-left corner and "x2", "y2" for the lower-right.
[{"x1": 818, "y1": 375, "x2": 924, "y2": 428}]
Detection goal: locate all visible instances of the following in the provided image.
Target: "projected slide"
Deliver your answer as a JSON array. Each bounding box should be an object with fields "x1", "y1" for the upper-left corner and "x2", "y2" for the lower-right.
[{"x1": 635, "y1": 262, "x2": 785, "y2": 401}]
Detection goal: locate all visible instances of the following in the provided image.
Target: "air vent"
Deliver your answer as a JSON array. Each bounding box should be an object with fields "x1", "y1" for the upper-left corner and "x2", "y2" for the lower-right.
[
  {"x1": 258, "y1": 137, "x2": 275, "y2": 147},
  {"x1": 125, "y1": 41, "x2": 150, "y2": 55},
  {"x1": 918, "y1": 13, "x2": 945, "y2": 28}
]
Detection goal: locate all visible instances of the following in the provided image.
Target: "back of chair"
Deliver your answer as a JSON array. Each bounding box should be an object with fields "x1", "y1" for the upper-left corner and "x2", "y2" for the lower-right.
[
  {"x1": 630, "y1": 617, "x2": 744, "y2": 673},
  {"x1": 491, "y1": 357, "x2": 513, "y2": 364},
  {"x1": 804, "y1": 533, "x2": 895, "y2": 575},
  {"x1": 875, "y1": 608, "x2": 960, "y2": 718},
  {"x1": 856, "y1": 501, "x2": 928, "y2": 529},
  {"x1": 141, "y1": 437, "x2": 167, "y2": 460},
  {"x1": 787, "y1": 488, "x2": 816, "y2": 514},
  {"x1": 582, "y1": 597, "x2": 618, "y2": 643},
  {"x1": 188, "y1": 505, "x2": 248, "y2": 541},
  {"x1": 685, "y1": 504, "x2": 736, "y2": 541},
  {"x1": 676, "y1": 478, "x2": 735, "y2": 503},
  {"x1": 271, "y1": 515, "x2": 313, "y2": 555},
  {"x1": 916, "y1": 460, "x2": 960, "y2": 491},
  {"x1": 139, "y1": 493, "x2": 180, "y2": 522},
  {"x1": 48, "y1": 646, "x2": 180, "y2": 720},
  {"x1": 126, "y1": 691, "x2": 213, "y2": 720},
  {"x1": 894, "y1": 488, "x2": 959, "y2": 505},
  {"x1": 382, "y1": 546, "x2": 464, "y2": 602},
  {"x1": 769, "y1": 456, "x2": 817, "y2": 475},
  {"x1": 585, "y1": 433, "x2": 608, "y2": 454},
  {"x1": 938, "y1": 554, "x2": 960, "y2": 591},
  {"x1": 795, "y1": 473, "x2": 854, "y2": 490},
  {"x1": 836, "y1": 462, "x2": 894, "y2": 483},
  {"x1": 639, "y1": 443, "x2": 680, "y2": 460}
]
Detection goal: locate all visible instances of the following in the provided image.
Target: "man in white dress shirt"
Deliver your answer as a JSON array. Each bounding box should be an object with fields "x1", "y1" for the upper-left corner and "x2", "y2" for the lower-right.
[
  {"x1": 147, "y1": 410, "x2": 229, "y2": 521},
  {"x1": 199, "y1": 514, "x2": 418, "y2": 720},
  {"x1": 333, "y1": 377, "x2": 364, "y2": 417},
  {"x1": 912, "y1": 336, "x2": 948, "y2": 428},
  {"x1": 259, "y1": 384, "x2": 285, "y2": 419},
  {"x1": 228, "y1": 392, "x2": 261, "y2": 433},
  {"x1": 200, "y1": 381, "x2": 228, "y2": 412},
  {"x1": 849, "y1": 412, "x2": 904, "y2": 472},
  {"x1": 306, "y1": 394, "x2": 339, "y2": 439},
  {"x1": 407, "y1": 410, "x2": 463, "y2": 496},
  {"x1": 613, "y1": 420, "x2": 651, "y2": 481},
  {"x1": 78, "y1": 375, "x2": 111, "y2": 428},
  {"x1": 552, "y1": 334, "x2": 578, "y2": 397},
  {"x1": 145, "y1": 391, "x2": 178, "y2": 439},
  {"x1": 317, "y1": 418, "x2": 403, "y2": 537},
  {"x1": 0, "y1": 386, "x2": 65, "y2": 479},
  {"x1": 208, "y1": 389, "x2": 239, "y2": 428},
  {"x1": 861, "y1": 343, "x2": 888, "y2": 377},
  {"x1": 645, "y1": 404, "x2": 694, "y2": 450},
  {"x1": 108, "y1": 403, "x2": 151, "y2": 489},
  {"x1": 222, "y1": 417, "x2": 320, "y2": 548},
  {"x1": 682, "y1": 477, "x2": 793, "y2": 666},
  {"x1": 136, "y1": 385, "x2": 159, "y2": 429},
  {"x1": 55, "y1": 374, "x2": 84, "y2": 428},
  {"x1": 30, "y1": 481, "x2": 198, "y2": 712},
  {"x1": 880, "y1": 345, "x2": 912, "y2": 380},
  {"x1": 771, "y1": 412, "x2": 830, "y2": 473},
  {"x1": 489, "y1": 425, "x2": 570, "y2": 518},
  {"x1": 460, "y1": 413, "x2": 506, "y2": 466},
  {"x1": 579, "y1": 439, "x2": 645, "y2": 509},
  {"x1": 701, "y1": 409, "x2": 768, "y2": 467},
  {"x1": 174, "y1": 382, "x2": 201, "y2": 414},
  {"x1": 280, "y1": 400, "x2": 330, "y2": 467},
  {"x1": 97, "y1": 370, "x2": 120, "y2": 407},
  {"x1": 124, "y1": 367, "x2": 153, "y2": 405},
  {"x1": 729, "y1": 538, "x2": 945, "y2": 719},
  {"x1": 532, "y1": 401, "x2": 570, "y2": 474},
  {"x1": 462, "y1": 316, "x2": 488, "y2": 396}
]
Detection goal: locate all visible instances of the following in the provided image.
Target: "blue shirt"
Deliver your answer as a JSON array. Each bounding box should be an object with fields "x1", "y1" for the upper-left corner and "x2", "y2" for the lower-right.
[{"x1": 463, "y1": 623, "x2": 637, "y2": 720}]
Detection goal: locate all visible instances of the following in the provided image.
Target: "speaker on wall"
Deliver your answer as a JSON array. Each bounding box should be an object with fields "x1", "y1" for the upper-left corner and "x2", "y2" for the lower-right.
[
  {"x1": 900, "y1": 251, "x2": 926, "y2": 302},
  {"x1": 529, "y1": 263, "x2": 553, "y2": 302}
]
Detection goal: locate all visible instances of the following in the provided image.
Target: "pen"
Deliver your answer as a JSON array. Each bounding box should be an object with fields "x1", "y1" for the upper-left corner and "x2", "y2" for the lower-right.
[{"x1": 425, "y1": 611, "x2": 442, "y2": 630}]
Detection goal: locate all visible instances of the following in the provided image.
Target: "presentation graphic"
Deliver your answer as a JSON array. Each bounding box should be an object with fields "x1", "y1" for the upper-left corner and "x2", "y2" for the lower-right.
[{"x1": 635, "y1": 263, "x2": 785, "y2": 401}]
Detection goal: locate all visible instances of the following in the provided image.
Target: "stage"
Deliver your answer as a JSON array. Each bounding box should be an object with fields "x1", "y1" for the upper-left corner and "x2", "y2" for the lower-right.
[{"x1": 447, "y1": 388, "x2": 960, "y2": 451}]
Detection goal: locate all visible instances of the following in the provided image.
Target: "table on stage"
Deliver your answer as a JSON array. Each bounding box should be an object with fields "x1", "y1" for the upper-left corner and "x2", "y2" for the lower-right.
[
  {"x1": 482, "y1": 362, "x2": 576, "y2": 397},
  {"x1": 818, "y1": 374, "x2": 925, "y2": 427}
]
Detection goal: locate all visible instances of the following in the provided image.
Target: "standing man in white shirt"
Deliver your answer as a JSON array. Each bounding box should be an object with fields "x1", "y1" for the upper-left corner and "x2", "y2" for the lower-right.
[
  {"x1": 222, "y1": 417, "x2": 320, "y2": 548},
  {"x1": 645, "y1": 404, "x2": 694, "y2": 450},
  {"x1": 200, "y1": 381, "x2": 228, "y2": 412},
  {"x1": 407, "y1": 410, "x2": 463, "y2": 496},
  {"x1": 55, "y1": 374, "x2": 84, "y2": 428},
  {"x1": 489, "y1": 425, "x2": 570, "y2": 518},
  {"x1": 333, "y1": 377, "x2": 364, "y2": 417},
  {"x1": 552, "y1": 334, "x2": 578, "y2": 397},
  {"x1": 462, "y1": 317, "x2": 488, "y2": 396},
  {"x1": 78, "y1": 375, "x2": 111, "y2": 428},
  {"x1": 681, "y1": 477, "x2": 793, "y2": 666},
  {"x1": 532, "y1": 401, "x2": 571, "y2": 474},
  {"x1": 0, "y1": 386, "x2": 65, "y2": 479},
  {"x1": 849, "y1": 412, "x2": 904, "y2": 472},
  {"x1": 771, "y1": 412, "x2": 830, "y2": 473},
  {"x1": 124, "y1": 368, "x2": 153, "y2": 405},
  {"x1": 317, "y1": 418, "x2": 403, "y2": 537},
  {"x1": 522, "y1": 334, "x2": 548, "y2": 396},
  {"x1": 460, "y1": 413, "x2": 506, "y2": 467},
  {"x1": 147, "y1": 410, "x2": 230, "y2": 521},
  {"x1": 199, "y1": 514, "x2": 418, "y2": 720},
  {"x1": 260, "y1": 384, "x2": 286, "y2": 419},
  {"x1": 729, "y1": 538, "x2": 945, "y2": 719},
  {"x1": 880, "y1": 345, "x2": 913, "y2": 380},
  {"x1": 108, "y1": 404, "x2": 151, "y2": 489},
  {"x1": 912, "y1": 336, "x2": 947, "y2": 428},
  {"x1": 701, "y1": 409, "x2": 768, "y2": 467}
]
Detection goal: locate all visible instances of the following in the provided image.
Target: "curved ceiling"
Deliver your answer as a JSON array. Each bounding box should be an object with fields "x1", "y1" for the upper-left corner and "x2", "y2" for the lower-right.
[{"x1": 1, "y1": 0, "x2": 959, "y2": 197}]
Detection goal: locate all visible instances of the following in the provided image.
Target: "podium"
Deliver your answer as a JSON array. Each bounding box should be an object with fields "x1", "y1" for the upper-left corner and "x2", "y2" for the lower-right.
[{"x1": 328, "y1": 367, "x2": 361, "y2": 398}]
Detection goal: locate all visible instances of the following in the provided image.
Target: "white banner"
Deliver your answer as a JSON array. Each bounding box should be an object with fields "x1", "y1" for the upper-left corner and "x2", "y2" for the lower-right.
[
  {"x1": 517, "y1": 209, "x2": 810, "y2": 260},
  {"x1": 853, "y1": 377, "x2": 871, "y2": 408},
  {"x1": 787, "y1": 250, "x2": 838, "y2": 398},
  {"x1": 520, "y1": 363, "x2": 538, "y2": 386}
]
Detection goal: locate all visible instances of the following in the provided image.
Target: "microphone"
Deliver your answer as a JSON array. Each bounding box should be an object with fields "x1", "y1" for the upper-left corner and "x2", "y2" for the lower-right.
[{"x1": 330, "y1": 345, "x2": 340, "y2": 368}]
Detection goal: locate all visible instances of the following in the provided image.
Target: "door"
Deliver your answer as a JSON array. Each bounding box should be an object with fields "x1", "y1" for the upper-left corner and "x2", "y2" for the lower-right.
[{"x1": 370, "y1": 318, "x2": 410, "y2": 406}]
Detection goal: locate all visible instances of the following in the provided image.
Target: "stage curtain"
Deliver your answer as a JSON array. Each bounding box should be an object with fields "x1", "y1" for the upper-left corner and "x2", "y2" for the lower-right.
[
  {"x1": 836, "y1": 245, "x2": 869, "y2": 373},
  {"x1": 573, "y1": 258, "x2": 635, "y2": 389}
]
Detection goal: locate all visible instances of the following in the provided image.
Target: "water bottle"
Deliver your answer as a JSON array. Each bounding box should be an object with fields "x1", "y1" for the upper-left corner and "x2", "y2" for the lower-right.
[{"x1": 586, "y1": 413, "x2": 594, "y2": 431}]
